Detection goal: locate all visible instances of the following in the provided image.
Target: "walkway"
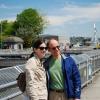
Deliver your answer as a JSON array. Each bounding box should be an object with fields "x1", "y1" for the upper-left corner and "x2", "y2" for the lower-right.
[{"x1": 81, "y1": 71, "x2": 100, "y2": 100}]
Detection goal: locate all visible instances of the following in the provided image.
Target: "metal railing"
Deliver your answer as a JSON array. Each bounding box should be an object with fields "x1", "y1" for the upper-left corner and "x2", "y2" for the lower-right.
[
  {"x1": 0, "y1": 50, "x2": 100, "y2": 100},
  {"x1": 0, "y1": 65, "x2": 25, "y2": 100}
]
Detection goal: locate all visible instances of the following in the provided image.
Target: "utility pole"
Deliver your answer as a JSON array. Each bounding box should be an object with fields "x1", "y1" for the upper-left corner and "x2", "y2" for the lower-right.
[{"x1": 0, "y1": 21, "x2": 2, "y2": 49}]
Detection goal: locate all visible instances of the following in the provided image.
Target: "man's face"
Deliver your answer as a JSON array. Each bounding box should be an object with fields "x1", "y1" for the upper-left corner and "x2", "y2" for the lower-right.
[{"x1": 48, "y1": 39, "x2": 60, "y2": 57}]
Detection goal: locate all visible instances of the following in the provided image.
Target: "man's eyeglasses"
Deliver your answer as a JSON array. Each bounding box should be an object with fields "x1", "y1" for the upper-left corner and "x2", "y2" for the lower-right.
[
  {"x1": 38, "y1": 47, "x2": 47, "y2": 50},
  {"x1": 50, "y1": 46, "x2": 60, "y2": 50}
]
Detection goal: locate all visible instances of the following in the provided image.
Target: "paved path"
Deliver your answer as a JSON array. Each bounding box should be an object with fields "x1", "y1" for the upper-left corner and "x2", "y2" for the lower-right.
[
  {"x1": 81, "y1": 71, "x2": 100, "y2": 100},
  {"x1": 11, "y1": 71, "x2": 100, "y2": 100}
]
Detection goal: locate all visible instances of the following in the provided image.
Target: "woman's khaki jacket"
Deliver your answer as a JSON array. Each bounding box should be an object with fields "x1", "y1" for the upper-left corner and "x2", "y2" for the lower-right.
[{"x1": 25, "y1": 56, "x2": 48, "y2": 100}]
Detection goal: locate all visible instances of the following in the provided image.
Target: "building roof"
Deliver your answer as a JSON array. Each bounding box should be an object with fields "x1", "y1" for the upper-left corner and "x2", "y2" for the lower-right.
[
  {"x1": 39, "y1": 34, "x2": 58, "y2": 38},
  {"x1": 4, "y1": 36, "x2": 24, "y2": 43}
]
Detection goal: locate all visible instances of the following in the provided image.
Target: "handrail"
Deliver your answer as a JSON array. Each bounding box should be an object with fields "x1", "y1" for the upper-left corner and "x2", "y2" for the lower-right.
[
  {"x1": 1, "y1": 92, "x2": 22, "y2": 100},
  {"x1": 0, "y1": 81, "x2": 17, "y2": 89}
]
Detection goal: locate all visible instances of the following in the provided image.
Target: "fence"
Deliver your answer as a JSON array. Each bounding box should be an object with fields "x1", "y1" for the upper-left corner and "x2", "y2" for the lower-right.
[
  {"x1": 0, "y1": 65, "x2": 25, "y2": 100},
  {"x1": 0, "y1": 50, "x2": 100, "y2": 100}
]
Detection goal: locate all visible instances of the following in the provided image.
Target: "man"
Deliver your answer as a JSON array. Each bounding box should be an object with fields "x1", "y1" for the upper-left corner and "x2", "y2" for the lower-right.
[{"x1": 44, "y1": 39, "x2": 81, "y2": 100}]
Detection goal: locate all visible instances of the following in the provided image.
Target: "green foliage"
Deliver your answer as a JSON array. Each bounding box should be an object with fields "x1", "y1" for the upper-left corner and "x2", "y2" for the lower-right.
[
  {"x1": 0, "y1": 20, "x2": 15, "y2": 36},
  {"x1": 0, "y1": 20, "x2": 7, "y2": 33},
  {"x1": 0, "y1": 8, "x2": 47, "y2": 48},
  {"x1": 0, "y1": 35, "x2": 8, "y2": 48},
  {"x1": 15, "y1": 8, "x2": 46, "y2": 47},
  {"x1": 4, "y1": 22, "x2": 15, "y2": 35},
  {"x1": 0, "y1": 20, "x2": 15, "y2": 48}
]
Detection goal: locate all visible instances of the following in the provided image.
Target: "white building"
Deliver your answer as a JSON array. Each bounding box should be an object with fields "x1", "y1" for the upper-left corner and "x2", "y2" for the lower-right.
[
  {"x1": 3, "y1": 36, "x2": 24, "y2": 50},
  {"x1": 58, "y1": 35, "x2": 70, "y2": 50},
  {"x1": 39, "y1": 34, "x2": 70, "y2": 50}
]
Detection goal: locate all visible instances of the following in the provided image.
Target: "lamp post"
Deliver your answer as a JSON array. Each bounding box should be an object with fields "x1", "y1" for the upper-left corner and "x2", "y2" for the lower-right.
[{"x1": 0, "y1": 21, "x2": 2, "y2": 49}]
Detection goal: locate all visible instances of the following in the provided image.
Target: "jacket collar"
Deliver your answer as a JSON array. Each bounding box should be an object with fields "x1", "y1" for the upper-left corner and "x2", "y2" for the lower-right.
[
  {"x1": 34, "y1": 54, "x2": 42, "y2": 66},
  {"x1": 61, "y1": 54, "x2": 69, "y2": 60}
]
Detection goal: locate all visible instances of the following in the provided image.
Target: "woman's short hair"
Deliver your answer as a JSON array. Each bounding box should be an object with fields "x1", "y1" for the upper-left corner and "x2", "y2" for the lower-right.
[
  {"x1": 32, "y1": 39, "x2": 44, "y2": 49},
  {"x1": 29, "y1": 39, "x2": 45, "y2": 58}
]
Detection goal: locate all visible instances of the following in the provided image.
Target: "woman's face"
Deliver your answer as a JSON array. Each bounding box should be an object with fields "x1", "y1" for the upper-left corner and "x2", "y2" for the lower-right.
[{"x1": 34, "y1": 43, "x2": 47, "y2": 59}]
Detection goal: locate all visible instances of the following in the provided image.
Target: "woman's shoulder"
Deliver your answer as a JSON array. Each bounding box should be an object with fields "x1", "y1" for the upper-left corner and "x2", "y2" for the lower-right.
[
  {"x1": 26, "y1": 57, "x2": 36, "y2": 64},
  {"x1": 25, "y1": 57, "x2": 37, "y2": 70}
]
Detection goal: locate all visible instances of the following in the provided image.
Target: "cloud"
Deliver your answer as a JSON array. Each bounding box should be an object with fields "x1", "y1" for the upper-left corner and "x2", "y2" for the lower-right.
[
  {"x1": 47, "y1": 15, "x2": 75, "y2": 26},
  {"x1": 0, "y1": 4, "x2": 23, "y2": 9},
  {"x1": 47, "y1": 3, "x2": 100, "y2": 26},
  {"x1": 62, "y1": 3, "x2": 100, "y2": 20},
  {"x1": 0, "y1": 4, "x2": 7, "y2": 8},
  {"x1": 7, "y1": 17, "x2": 16, "y2": 22},
  {"x1": 0, "y1": 17, "x2": 16, "y2": 22}
]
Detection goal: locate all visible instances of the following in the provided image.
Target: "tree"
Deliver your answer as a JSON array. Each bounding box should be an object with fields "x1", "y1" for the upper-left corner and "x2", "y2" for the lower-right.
[
  {"x1": 0, "y1": 20, "x2": 15, "y2": 36},
  {"x1": 15, "y1": 8, "x2": 46, "y2": 47},
  {"x1": 0, "y1": 20, "x2": 15, "y2": 48},
  {"x1": 0, "y1": 20, "x2": 7, "y2": 33},
  {"x1": 4, "y1": 22, "x2": 15, "y2": 36}
]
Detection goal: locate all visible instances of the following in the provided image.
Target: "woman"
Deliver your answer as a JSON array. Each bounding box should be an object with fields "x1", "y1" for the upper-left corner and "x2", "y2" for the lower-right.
[{"x1": 24, "y1": 39, "x2": 48, "y2": 100}]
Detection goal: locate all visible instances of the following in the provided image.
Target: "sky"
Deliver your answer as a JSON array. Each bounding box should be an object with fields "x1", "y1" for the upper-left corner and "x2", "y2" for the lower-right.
[{"x1": 0, "y1": 0, "x2": 100, "y2": 39}]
